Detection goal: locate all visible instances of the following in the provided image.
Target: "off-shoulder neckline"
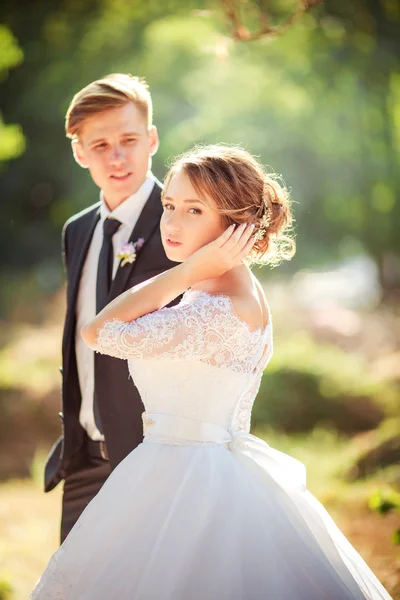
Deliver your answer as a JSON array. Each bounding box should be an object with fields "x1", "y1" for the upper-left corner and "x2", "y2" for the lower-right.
[{"x1": 181, "y1": 289, "x2": 272, "y2": 337}]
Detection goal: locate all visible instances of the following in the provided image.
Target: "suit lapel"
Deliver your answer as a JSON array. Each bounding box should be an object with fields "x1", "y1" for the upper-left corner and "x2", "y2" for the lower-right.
[
  {"x1": 109, "y1": 183, "x2": 162, "y2": 301},
  {"x1": 63, "y1": 206, "x2": 100, "y2": 360},
  {"x1": 67, "y1": 207, "x2": 101, "y2": 306}
]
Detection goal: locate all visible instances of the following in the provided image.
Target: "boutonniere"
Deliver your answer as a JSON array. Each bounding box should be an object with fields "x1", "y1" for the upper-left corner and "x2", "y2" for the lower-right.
[{"x1": 116, "y1": 238, "x2": 145, "y2": 267}]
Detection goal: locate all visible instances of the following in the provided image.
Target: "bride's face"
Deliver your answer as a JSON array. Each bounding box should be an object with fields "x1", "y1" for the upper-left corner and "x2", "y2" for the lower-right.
[{"x1": 161, "y1": 169, "x2": 225, "y2": 262}]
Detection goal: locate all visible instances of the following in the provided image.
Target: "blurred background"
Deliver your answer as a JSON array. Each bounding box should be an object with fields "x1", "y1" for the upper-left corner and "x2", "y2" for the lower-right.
[{"x1": 0, "y1": 0, "x2": 399, "y2": 597}]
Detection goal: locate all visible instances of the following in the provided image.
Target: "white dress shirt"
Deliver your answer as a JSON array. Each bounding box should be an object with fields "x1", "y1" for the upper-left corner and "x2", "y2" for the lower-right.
[{"x1": 75, "y1": 174, "x2": 155, "y2": 440}]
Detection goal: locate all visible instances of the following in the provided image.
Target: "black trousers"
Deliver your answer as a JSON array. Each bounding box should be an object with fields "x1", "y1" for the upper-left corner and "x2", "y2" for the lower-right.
[{"x1": 60, "y1": 445, "x2": 111, "y2": 543}]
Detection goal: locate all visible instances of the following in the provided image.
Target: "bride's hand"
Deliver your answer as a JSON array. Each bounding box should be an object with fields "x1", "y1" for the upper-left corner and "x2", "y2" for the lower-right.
[{"x1": 185, "y1": 223, "x2": 256, "y2": 283}]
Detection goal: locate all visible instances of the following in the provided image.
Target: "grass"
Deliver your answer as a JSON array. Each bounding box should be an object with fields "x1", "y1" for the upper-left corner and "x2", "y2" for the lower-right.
[{"x1": 0, "y1": 477, "x2": 61, "y2": 599}]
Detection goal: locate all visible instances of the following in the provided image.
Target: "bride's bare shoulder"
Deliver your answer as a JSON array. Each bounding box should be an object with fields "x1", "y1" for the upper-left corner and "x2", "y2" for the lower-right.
[
  {"x1": 207, "y1": 278, "x2": 269, "y2": 333},
  {"x1": 229, "y1": 293, "x2": 269, "y2": 332}
]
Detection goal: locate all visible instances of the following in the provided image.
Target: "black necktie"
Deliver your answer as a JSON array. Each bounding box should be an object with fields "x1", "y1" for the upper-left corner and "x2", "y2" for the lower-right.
[
  {"x1": 94, "y1": 217, "x2": 121, "y2": 435},
  {"x1": 96, "y1": 218, "x2": 121, "y2": 313}
]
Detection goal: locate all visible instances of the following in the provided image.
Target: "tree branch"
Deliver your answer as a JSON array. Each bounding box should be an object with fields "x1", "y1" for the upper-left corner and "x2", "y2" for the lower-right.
[{"x1": 219, "y1": 0, "x2": 322, "y2": 41}]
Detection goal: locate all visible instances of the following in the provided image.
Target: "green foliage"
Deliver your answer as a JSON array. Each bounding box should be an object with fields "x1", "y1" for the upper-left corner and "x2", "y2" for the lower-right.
[
  {"x1": 0, "y1": 24, "x2": 23, "y2": 77},
  {"x1": 0, "y1": 578, "x2": 13, "y2": 600},
  {"x1": 0, "y1": 115, "x2": 25, "y2": 162},
  {"x1": 0, "y1": 0, "x2": 399, "y2": 317},
  {"x1": 368, "y1": 488, "x2": 400, "y2": 545},
  {"x1": 0, "y1": 25, "x2": 25, "y2": 164},
  {"x1": 253, "y1": 333, "x2": 399, "y2": 432},
  {"x1": 344, "y1": 417, "x2": 400, "y2": 481},
  {"x1": 369, "y1": 488, "x2": 400, "y2": 516}
]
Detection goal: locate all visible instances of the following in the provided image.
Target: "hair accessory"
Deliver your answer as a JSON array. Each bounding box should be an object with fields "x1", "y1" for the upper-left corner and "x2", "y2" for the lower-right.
[{"x1": 254, "y1": 228, "x2": 267, "y2": 241}]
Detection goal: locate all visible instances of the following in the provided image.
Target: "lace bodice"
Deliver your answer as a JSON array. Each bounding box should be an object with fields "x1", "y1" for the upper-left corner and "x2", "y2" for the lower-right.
[{"x1": 92, "y1": 290, "x2": 273, "y2": 434}]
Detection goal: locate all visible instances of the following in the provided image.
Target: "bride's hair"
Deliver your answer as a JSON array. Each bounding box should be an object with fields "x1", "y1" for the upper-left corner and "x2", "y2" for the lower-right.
[{"x1": 163, "y1": 144, "x2": 295, "y2": 266}]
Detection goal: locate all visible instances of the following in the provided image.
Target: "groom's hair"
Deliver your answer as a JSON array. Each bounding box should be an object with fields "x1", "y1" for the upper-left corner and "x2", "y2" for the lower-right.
[{"x1": 65, "y1": 73, "x2": 153, "y2": 139}]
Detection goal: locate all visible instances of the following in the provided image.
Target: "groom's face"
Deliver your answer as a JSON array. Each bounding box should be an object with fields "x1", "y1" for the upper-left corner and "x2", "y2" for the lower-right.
[
  {"x1": 160, "y1": 169, "x2": 225, "y2": 262},
  {"x1": 72, "y1": 102, "x2": 159, "y2": 209}
]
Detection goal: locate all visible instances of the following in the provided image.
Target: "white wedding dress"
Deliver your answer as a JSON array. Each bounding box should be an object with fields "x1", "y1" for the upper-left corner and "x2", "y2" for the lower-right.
[{"x1": 32, "y1": 290, "x2": 392, "y2": 599}]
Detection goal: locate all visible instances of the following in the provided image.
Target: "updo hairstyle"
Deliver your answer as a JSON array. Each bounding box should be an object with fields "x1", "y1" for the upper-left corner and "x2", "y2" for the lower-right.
[{"x1": 163, "y1": 144, "x2": 295, "y2": 266}]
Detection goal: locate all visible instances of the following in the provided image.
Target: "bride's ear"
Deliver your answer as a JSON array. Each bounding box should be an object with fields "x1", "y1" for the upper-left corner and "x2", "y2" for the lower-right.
[{"x1": 72, "y1": 139, "x2": 89, "y2": 169}]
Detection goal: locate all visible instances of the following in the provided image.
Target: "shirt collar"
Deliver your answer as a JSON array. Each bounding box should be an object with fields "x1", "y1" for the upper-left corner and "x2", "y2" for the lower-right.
[{"x1": 99, "y1": 172, "x2": 155, "y2": 227}]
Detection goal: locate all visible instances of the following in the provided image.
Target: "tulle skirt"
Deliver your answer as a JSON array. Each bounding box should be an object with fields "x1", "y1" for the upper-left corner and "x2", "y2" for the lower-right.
[{"x1": 31, "y1": 440, "x2": 392, "y2": 599}]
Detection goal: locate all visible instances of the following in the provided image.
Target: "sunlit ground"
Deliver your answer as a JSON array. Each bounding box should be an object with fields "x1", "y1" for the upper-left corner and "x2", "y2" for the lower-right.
[{"x1": 0, "y1": 476, "x2": 61, "y2": 599}]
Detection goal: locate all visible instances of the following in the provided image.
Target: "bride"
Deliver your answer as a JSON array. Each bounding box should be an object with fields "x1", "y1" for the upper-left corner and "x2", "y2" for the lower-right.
[{"x1": 31, "y1": 145, "x2": 392, "y2": 599}]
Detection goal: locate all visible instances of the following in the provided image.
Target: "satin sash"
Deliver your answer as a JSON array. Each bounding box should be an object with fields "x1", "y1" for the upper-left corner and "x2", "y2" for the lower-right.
[{"x1": 142, "y1": 412, "x2": 306, "y2": 492}]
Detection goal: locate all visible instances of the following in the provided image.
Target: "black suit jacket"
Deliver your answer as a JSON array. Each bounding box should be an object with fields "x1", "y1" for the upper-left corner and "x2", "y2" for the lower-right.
[{"x1": 44, "y1": 181, "x2": 178, "y2": 492}]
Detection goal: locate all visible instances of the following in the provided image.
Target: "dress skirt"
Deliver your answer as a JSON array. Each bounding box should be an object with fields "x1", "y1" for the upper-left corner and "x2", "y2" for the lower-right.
[{"x1": 31, "y1": 438, "x2": 392, "y2": 599}]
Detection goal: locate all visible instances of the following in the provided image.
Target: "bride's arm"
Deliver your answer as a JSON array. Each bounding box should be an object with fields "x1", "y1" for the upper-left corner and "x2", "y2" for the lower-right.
[
  {"x1": 81, "y1": 262, "x2": 194, "y2": 346},
  {"x1": 81, "y1": 223, "x2": 254, "y2": 347}
]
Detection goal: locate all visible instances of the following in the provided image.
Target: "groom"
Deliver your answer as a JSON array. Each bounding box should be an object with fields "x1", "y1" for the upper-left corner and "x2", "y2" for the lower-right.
[{"x1": 44, "y1": 74, "x2": 177, "y2": 542}]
